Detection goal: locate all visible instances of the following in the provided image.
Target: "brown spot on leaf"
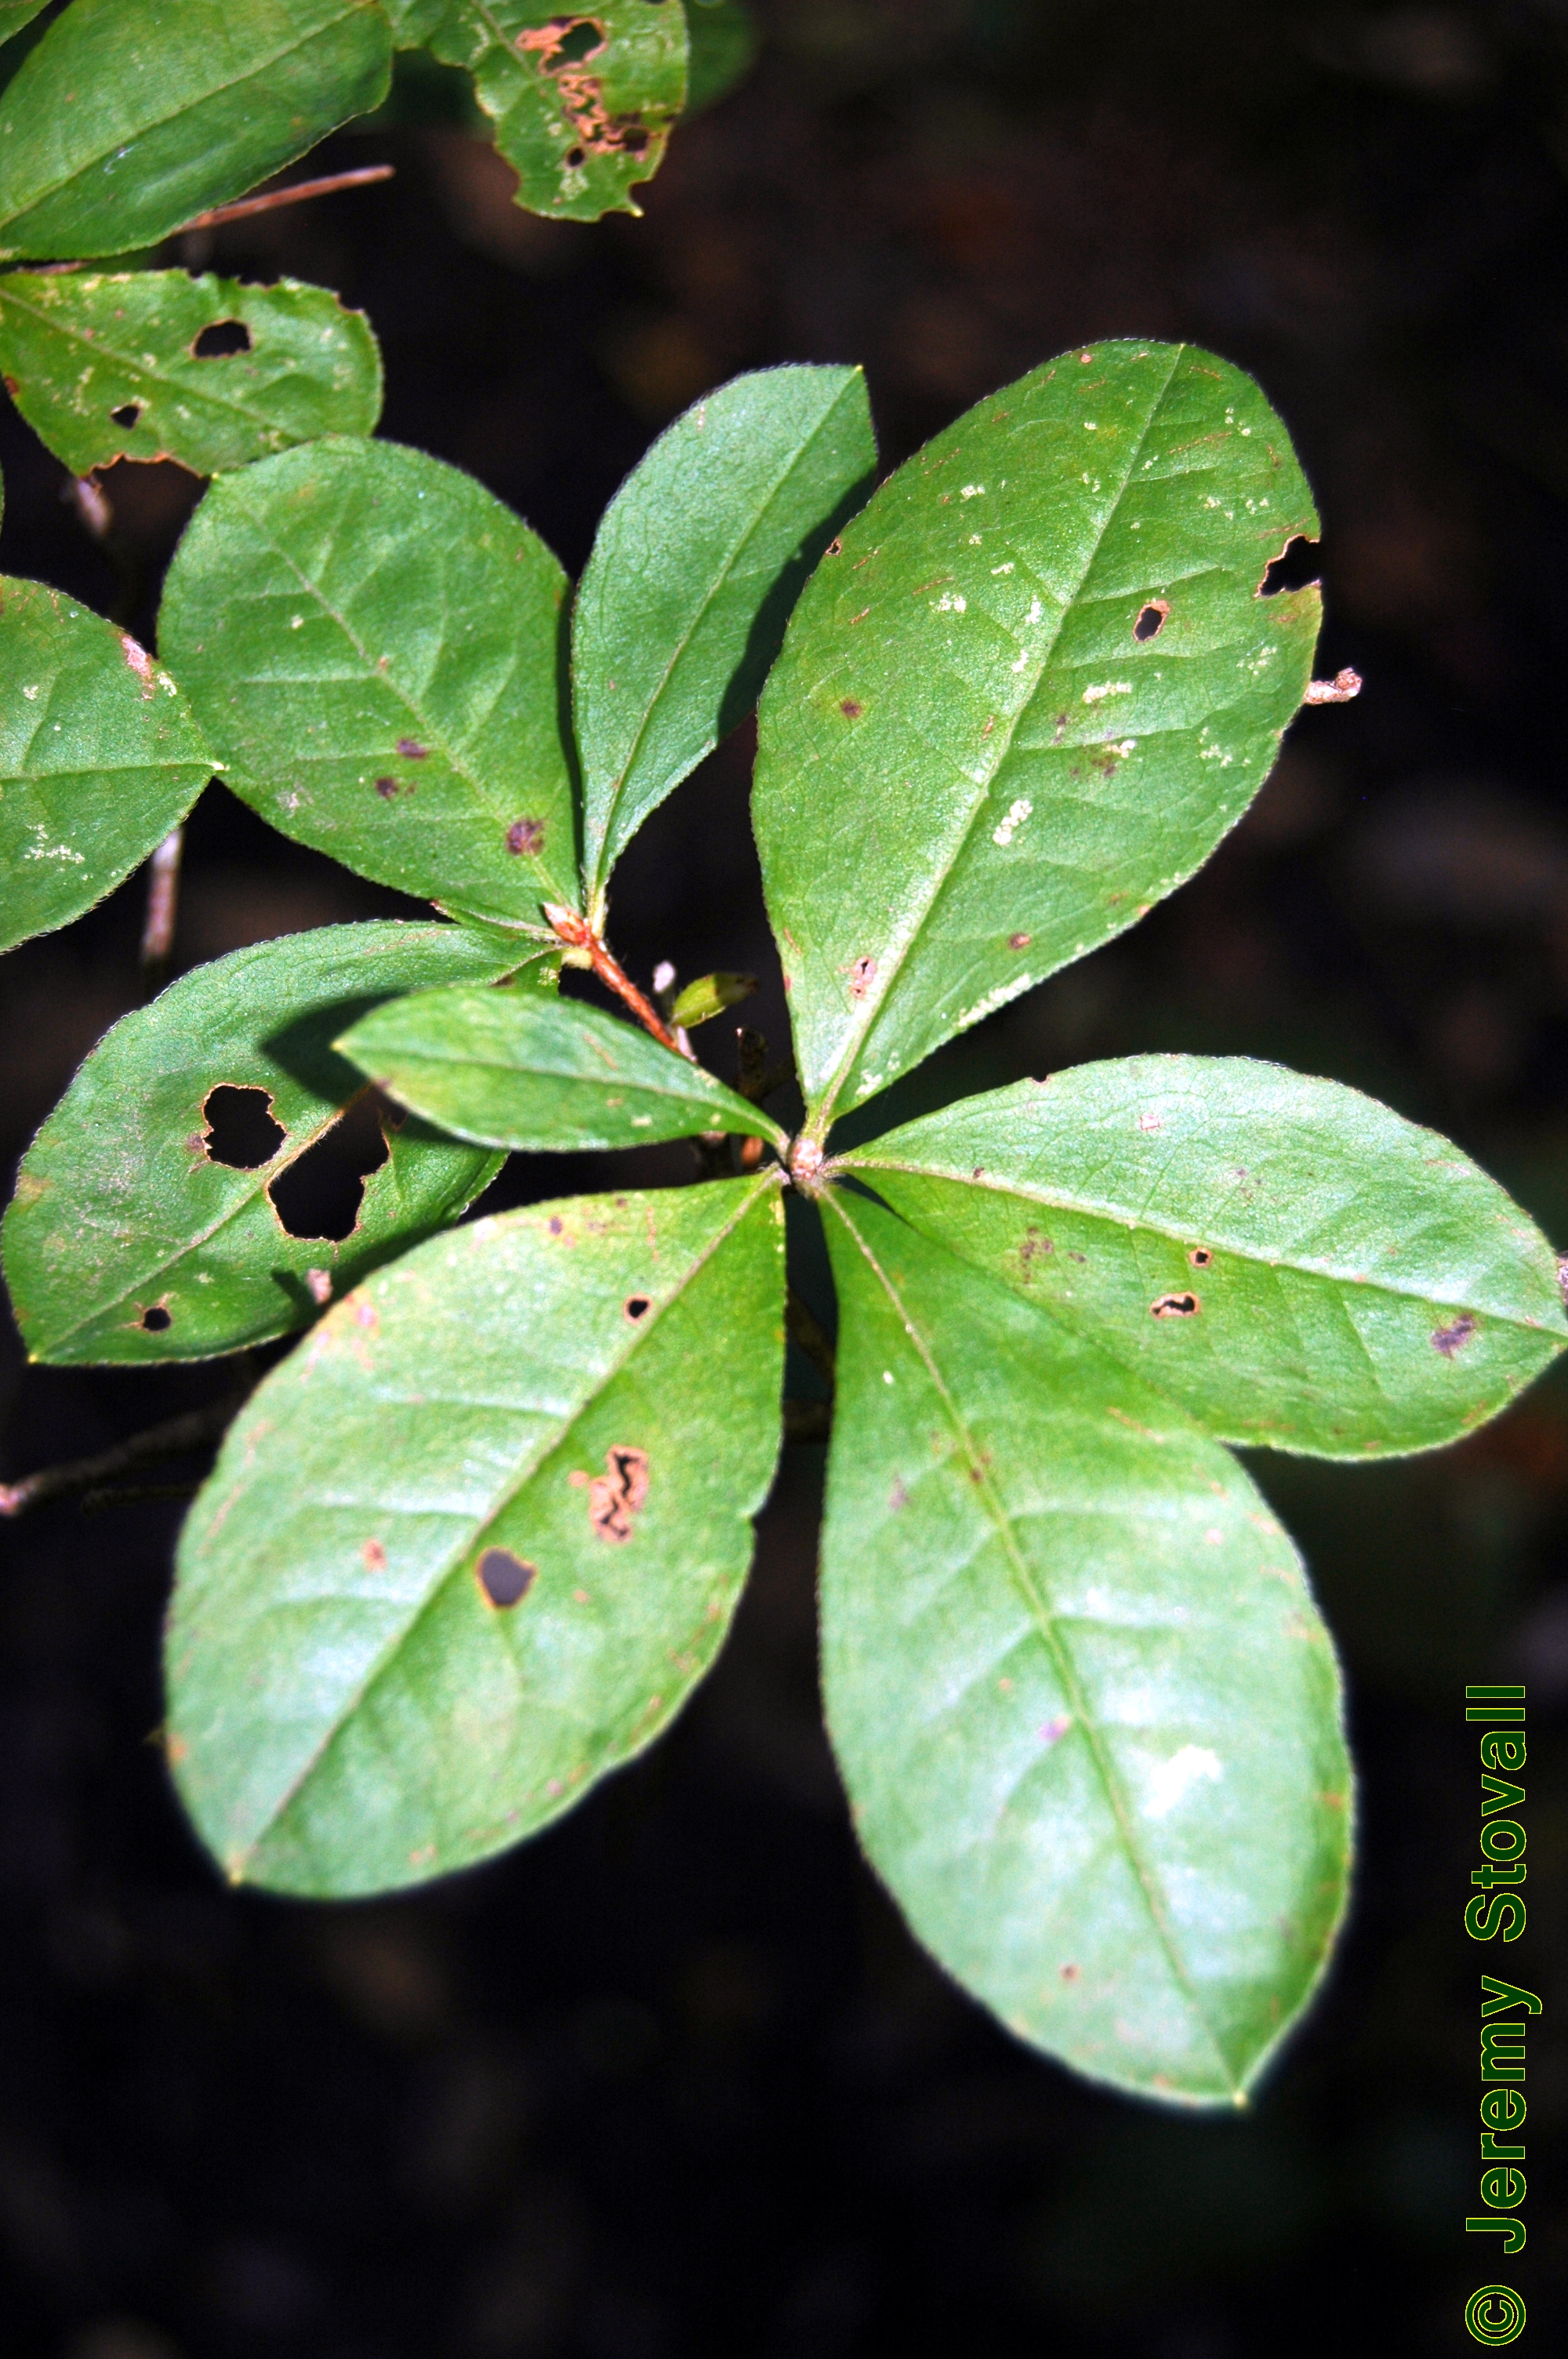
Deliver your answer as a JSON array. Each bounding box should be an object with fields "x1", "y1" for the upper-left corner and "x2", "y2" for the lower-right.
[
  {"x1": 840, "y1": 699, "x2": 863, "y2": 718},
  {"x1": 848, "y1": 955, "x2": 876, "y2": 999},
  {"x1": 1151, "y1": 1292, "x2": 1200, "y2": 1318},
  {"x1": 506, "y1": 817, "x2": 545, "y2": 856},
  {"x1": 396, "y1": 737, "x2": 429, "y2": 759},
  {"x1": 477, "y1": 1547, "x2": 536, "y2": 1608},
  {"x1": 548, "y1": 1215, "x2": 564, "y2": 1235},
  {"x1": 1432, "y1": 1314, "x2": 1477, "y2": 1358},
  {"x1": 1019, "y1": 1227, "x2": 1053, "y2": 1275},
  {"x1": 1060, "y1": 1962, "x2": 1080, "y2": 1982},
  {"x1": 1008, "y1": 932, "x2": 1031, "y2": 950},
  {"x1": 363, "y1": 1539, "x2": 387, "y2": 1572},
  {"x1": 374, "y1": 776, "x2": 401, "y2": 800},
  {"x1": 579, "y1": 1445, "x2": 649, "y2": 1543}
]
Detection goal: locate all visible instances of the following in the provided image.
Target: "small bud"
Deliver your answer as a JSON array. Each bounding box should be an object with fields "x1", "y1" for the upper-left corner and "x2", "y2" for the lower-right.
[{"x1": 670, "y1": 972, "x2": 757, "y2": 1030}]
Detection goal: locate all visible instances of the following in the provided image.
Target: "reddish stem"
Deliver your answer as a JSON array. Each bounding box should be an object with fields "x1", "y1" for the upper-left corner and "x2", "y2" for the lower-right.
[
  {"x1": 177, "y1": 165, "x2": 394, "y2": 234},
  {"x1": 544, "y1": 907, "x2": 686, "y2": 1055}
]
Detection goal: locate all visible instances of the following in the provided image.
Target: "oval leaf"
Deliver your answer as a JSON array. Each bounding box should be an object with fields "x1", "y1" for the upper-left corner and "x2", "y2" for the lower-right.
[
  {"x1": 848, "y1": 1057, "x2": 1568, "y2": 1458},
  {"x1": 0, "y1": 0, "x2": 392, "y2": 263},
  {"x1": 3, "y1": 922, "x2": 524, "y2": 1364},
  {"x1": 753, "y1": 341, "x2": 1322, "y2": 1128},
  {"x1": 819, "y1": 1187, "x2": 1352, "y2": 2104},
  {"x1": 339, "y1": 983, "x2": 787, "y2": 1152},
  {"x1": 0, "y1": 270, "x2": 383, "y2": 477},
  {"x1": 0, "y1": 576, "x2": 213, "y2": 954},
  {"x1": 158, "y1": 437, "x2": 579, "y2": 927},
  {"x1": 166, "y1": 1173, "x2": 785, "y2": 1895},
  {"x1": 575, "y1": 365, "x2": 877, "y2": 912},
  {"x1": 420, "y1": 0, "x2": 687, "y2": 224}
]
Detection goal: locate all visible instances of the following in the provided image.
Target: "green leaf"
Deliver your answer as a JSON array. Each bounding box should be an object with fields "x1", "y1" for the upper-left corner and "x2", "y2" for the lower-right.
[
  {"x1": 3, "y1": 921, "x2": 521, "y2": 1365},
  {"x1": 848, "y1": 1057, "x2": 1568, "y2": 1459},
  {"x1": 339, "y1": 983, "x2": 786, "y2": 1152},
  {"x1": 0, "y1": 270, "x2": 383, "y2": 478},
  {"x1": 158, "y1": 436, "x2": 579, "y2": 928},
  {"x1": 683, "y1": 0, "x2": 757, "y2": 114},
  {"x1": 0, "y1": 2, "x2": 52, "y2": 48},
  {"x1": 0, "y1": 0, "x2": 393, "y2": 263},
  {"x1": 416, "y1": 1, "x2": 688, "y2": 224},
  {"x1": 0, "y1": 576, "x2": 212, "y2": 955},
  {"x1": 753, "y1": 341, "x2": 1322, "y2": 1130},
  {"x1": 575, "y1": 365, "x2": 877, "y2": 915},
  {"x1": 818, "y1": 1186, "x2": 1351, "y2": 2105},
  {"x1": 166, "y1": 1172, "x2": 785, "y2": 1894}
]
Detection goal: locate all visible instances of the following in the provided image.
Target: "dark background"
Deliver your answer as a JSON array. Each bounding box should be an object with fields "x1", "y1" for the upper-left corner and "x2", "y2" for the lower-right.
[{"x1": 2, "y1": 2, "x2": 1566, "y2": 2352}]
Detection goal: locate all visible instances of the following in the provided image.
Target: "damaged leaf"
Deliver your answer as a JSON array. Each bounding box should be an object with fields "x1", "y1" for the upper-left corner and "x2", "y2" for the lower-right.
[
  {"x1": 575, "y1": 365, "x2": 877, "y2": 915},
  {"x1": 158, "y1": 437, "x2": 579, "y2": 928},
  {"x1": 166, "y1": 1172, "x2": 784, "y2": 1895},
  {"x1": 0, "y1": 0, "x2": 393, "y2": 263},
  {"x1": 753, "y1": 341, "x2": 1321, "y2": 1129},
  {"x1": 849, "y1": 1057, "x2": 1568, "y2": 1457},
  {"x1": 338, "y1": 983, "x2": 787, "y2": 1153},
  {"x1": 0, "y1": 271, "x2": 383, "y2": 478},
  {"x1": 819, "y1": 1186, "x2": 1351, "y2": 2104},
  {"x1": 415, "y1": 0, "x2": 688, "y2": 224},
  {"x1": 0, "y1": 576, "x2": 213, "y2": 955},
  {"x1": 2, "y1": 922, "x2": 520, "y2": 1363}
]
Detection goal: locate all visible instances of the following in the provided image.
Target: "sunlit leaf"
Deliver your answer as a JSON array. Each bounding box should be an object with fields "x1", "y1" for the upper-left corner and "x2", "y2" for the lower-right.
[
  {"x1": 2, "y1": 922, "x2": 522, "y2": 1363},
  {"x1": 753, "y1": 341, "x2": 1321, "y2": 1127},
  {"x1": 0, "y1": 575, "x2": 212, "y2": 954},
  {"x1": 575, "y1": 365, "x2": 876, "y2": 914},
  {"x1": 0, "y1": 0, "x2": 392, "y2": 263},
  {"x1": 819, "y1": 1186, "x2": 1351, "y2": 2103},
  {"x1": 158, "y1": 436, "x2": 578, "y2": 929},
  {"x1": 339, "y1": 983, "x2": 786, "y2": 1151},
  {"x1": 848, "y1": 1056, "x2": 1568, "y2": 1458},
  {"x1": 167, "y1": 1172, "x2": 785, "y2": 1894}
]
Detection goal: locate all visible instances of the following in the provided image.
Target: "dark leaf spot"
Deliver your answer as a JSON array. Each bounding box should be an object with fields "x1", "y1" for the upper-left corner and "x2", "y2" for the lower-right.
[
  {"x1": 191, "y1": 318, "x2": 252, "y2": 358},
  {"x1": 1432, "y1": 1314, "x2": 1478, "y2": 1358},
  {"x1": 840, "y1": 699, "x2": 863, "y2": 718},
  {"x1": 1150, "y1": 1292, "x2": 1200, "y2": 1318},
  {"x1": 564, "y1": 147, "x2": 586, "y2": 167},
  {"x1": 363, "y1": 1538, "x2": 386, "y2": 1571},
  {"x1": 267, "y1": 1093, "x2": 391, "y2": 1241},
  {"x1": 477, "y1": 1547, "x2": 536, "y2": 1608},
  {"x1": 848, "y1": 955, "x2": 876, "y2": 999},
  {"x1": 624, "y1": 1295, "x2": 651, "y2": 1321},
  {"x1": 1008, "y1": 932, "x2": 1031, "y2": 950},
  {"x1": 583, "y1": 1445, "x2": 649, "y2": 1543},
  {"x1": 1134, "y1": 600, "x2": 1168, "y2": 641},
  {"x1": 374, "y1": 776, "x2": 401, "y2": 800},
  {"x1": 506, "y1": 817, "x2": 545, "y2": 856},
  {"x1": 1060, "y1": 1963, "x2": 1080, "y2": 1982},
  {"x1": 620, "y1": 125, "x2": 650, "y2": 154},
  {"x1": 548, "y1": 1215, "x2": 564, "y2": 1235},
  {"x1": 140, "y1": 1304, "x2": 172, "y2": 1332},
  {"x1": 1258, "y1": 535, "x2": 1320, "y2": 596},
  {"x1": 1189, "y1": 1246, "x2": 1212, "y2": 1268},
  {"x1": 396, "y1": 737, "x2": 429, "y2": 759},
  {"x1": 110, "y1": 401, "x2": 142, "y2": 428},
  {"x1": 1040, "y1": 1717, "x2": 1070, "y2": 1745},
  {"x1": 201, "y1": 1083, "x2": 285, "y2": 1169}
]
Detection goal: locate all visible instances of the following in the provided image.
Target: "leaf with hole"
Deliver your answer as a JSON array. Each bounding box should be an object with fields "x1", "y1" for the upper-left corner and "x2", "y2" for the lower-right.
[
  {"x1": 2, "y1": 923, "x2": 522, "y2": 1365},
  {"x1": 339, "y1": 984, "x2": 786, "y2": 1153},
  {"x1": 818, "y1": 1186, "x2": 1351, "y2": 2103},
  {"x1": 753, "y1": 340, "x2": 1321, "y2": 1128},
  {"x1": 575, "y1": 365, "x2": 877, "y2": 915},
  {"x1": 848, "y1": 1056, "x2": 1568, "y2": 1458},
  {"x1": 0, "y1": 0, "x2": 393, "y2": 262},
  {"x1": 415, "y1": 0, "x2": 688, "y2": 224},
  {"x1": 166, "y1": 1172, "x2": 784, "y2": 1894},
  {"x1": 0, "y1": 270, "x2": 383, "y2": 477},
  {"x1": 681, "y1": 0, "x2": 757, "y2": 114},
  {"x1": 158, "y1": 437, "x2": 578, "y2": 929},
  {"x1": 0, "y1": 576, "x2": 213, "y2": 956}
]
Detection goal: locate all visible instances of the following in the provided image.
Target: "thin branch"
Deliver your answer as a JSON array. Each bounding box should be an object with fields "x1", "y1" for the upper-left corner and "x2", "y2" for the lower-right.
[
  {"x1": 544, "y1": 905, "x2": 686, "y2": 1054},
  {"x1": 0, "y1": 1395, "x2": 243, "y2": 1521},
  {"x1": 786, "y1": 1287, "x2": 836, "y2": 1391},
  {"x1": 140, "y1": 826, "x2": 183, "y2": 988},
  {"x1": 176, "y1": 165, "x2": 394, "y2": 235}
]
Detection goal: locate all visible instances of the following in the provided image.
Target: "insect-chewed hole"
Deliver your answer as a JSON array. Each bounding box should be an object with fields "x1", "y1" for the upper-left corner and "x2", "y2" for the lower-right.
[
  {"x1": 267, "y1": 1092, "x2": 392, "y2": 1241},
  {"x1": 191, "y1": 319, "x2": 252, "y2": 358},
  {"x1": 564, "y1": 147, "x2": 586, "y2": 168},
  {"x1": 140, "y1": 1304, "x2": 172, "y2": 1332},
  {"x1": 1150, "y1": 1291, "x2": 1200, "y2": 1318},
  {"x1": 477, "y1": 1548, "x2": 536, "y2": 1608},
  {"x1": 1188, "y1": 1246, "x2": 1212, "y2": 1268},
  {"x1": 1258, "y1": 535, "x2": 1321, "y2": 596},
  {"x1": 624, "y1": 1295, "x2": 651, "y2": 1321},
  {"x1": 110, "y1": 401, "x2": 143, "y2": 428},
  {"x1": 552, "y1": 18, "x2": 605, "y2": 63},
  {"x1": 1134, "y1": 600, "x2": 1168, "y2": 642},
  {"x1": 201, "y1": 1083, "x2": 285, "y2": 1169}
]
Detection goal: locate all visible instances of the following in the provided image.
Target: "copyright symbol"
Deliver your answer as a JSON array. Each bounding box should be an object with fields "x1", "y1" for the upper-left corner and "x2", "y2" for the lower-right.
[{"x1": 1466, "y1": 2285, "x2": 1525, "y2": 2346}]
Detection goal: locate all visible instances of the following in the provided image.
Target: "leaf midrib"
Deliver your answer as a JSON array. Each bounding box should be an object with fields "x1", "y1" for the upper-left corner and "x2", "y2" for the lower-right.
[
  {"x1": 848, "y1": 1154, "x2": 1567, "y2": 1332},
  {"x1": 825, "y1": 1183, "x2": 1237, "y2": 2095},
  {"x1": 362, "y1": 1033, "x2": 787, "y2": 1145},
  {"x1": 805, "y1": 345, "x2": 1187, "y2": 1133},
  {"x1": 0, "y1": 3, "x2": 369, "y2": 235},
  {"x1": 234, "y1": 1169, "x2": 782, "y2": 1870},
  {"x1": 584, "y1": 371, "x2": 862, "y2": 901}
]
